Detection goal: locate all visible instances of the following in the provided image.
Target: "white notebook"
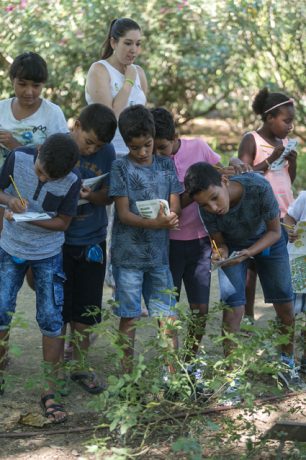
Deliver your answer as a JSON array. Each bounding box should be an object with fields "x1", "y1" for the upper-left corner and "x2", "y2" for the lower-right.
[
  {"x1": 136, "y1": 199, "x2": 170, "y2": 219},
  {"x1": 12, "y1": 211, "x2": 51, "y2": 222}
]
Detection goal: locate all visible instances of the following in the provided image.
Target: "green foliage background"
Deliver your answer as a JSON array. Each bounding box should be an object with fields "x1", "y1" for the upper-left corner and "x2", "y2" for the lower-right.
[{"x1": 0, "y1": 0, "x2": 305, "y2": 185}]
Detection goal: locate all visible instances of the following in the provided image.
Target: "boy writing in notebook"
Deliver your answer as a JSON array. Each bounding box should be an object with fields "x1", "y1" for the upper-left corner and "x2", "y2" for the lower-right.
[
  {"x1": 0, "y1": 133, "x2": 81, "y2": 423},
  {"x1": 184, "y1": 162, "x2": 303, "y2": 390}
]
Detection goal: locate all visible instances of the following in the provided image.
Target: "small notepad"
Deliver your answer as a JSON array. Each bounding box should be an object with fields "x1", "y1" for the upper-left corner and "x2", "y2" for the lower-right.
[{"x1": 12, "y1": 212, "x2": 51, "y2": 222}]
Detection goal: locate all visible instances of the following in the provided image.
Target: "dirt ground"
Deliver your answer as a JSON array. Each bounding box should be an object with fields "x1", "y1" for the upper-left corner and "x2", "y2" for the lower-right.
[{"x1": 1, "y1": 271, "x2": 306, "y2": 460}]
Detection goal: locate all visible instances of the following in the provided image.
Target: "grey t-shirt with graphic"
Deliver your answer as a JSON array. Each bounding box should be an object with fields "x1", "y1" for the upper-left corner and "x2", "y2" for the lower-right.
[
  {"x1": 109, "y1": 155, "x2": 183, "y2": 269},
  {"x1": 200, "y1": 173, "x2": 280, "y2": 247}
]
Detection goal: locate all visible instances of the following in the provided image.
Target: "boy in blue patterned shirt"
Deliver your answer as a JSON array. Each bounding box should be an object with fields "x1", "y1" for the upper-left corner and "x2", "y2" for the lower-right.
[{"x1": 109, "y1": 105, "x2": 183, "y2": 373}]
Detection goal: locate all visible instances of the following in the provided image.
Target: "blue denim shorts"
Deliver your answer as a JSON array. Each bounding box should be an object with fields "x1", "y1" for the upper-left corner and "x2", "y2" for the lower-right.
[
  {"x1": 169, "y1": 237, "x2": 211, "y2": 304},
  {"x1": 0, "y1": 248, "x2": 65, "y2": 337},
  {"x1": 218, "y1": 234, "x2": 293, "y2": 307},
  {"x1": 112, "y1": 265, "x2": 177, "y2": 318}
]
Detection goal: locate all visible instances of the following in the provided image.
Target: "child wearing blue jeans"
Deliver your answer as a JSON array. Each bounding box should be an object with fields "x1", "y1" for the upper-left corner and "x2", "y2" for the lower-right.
[
  {"x1": 109, "y1": 105, "x2": 182, "y2": 373},
  {"x1": 0, "y1": 134, "x2": 81, "y2": 423},
  {"x1": 284, "y1": 191, "x2": 306, "y2": 373},
  {"x1": 184, "y1": 162, "x2": 303, "y2": 389}
]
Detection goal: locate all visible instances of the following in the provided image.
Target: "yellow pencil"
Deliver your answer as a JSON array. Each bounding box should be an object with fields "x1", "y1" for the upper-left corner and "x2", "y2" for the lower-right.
[
  {"x1": 281, "y1": 222, "x2": 294, "y2": 230},
  {"x1": 260, "y1": 144, "x2": 274, "y2": 149},
  {"x1": 211, "y1": 239, "x2": 222, "y2": 259},
  {"x1": 9, "y1": 175, "x2": 26, "y2": 207}
]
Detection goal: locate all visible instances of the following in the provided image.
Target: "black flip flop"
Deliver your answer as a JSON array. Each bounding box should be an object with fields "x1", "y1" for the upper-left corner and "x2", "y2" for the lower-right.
[{"x1": 70, "y1": 371, "x2": 106, "y2": 394}]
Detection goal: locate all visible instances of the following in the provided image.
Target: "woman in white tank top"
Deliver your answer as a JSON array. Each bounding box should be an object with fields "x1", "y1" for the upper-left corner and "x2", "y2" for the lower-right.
[{"x1": 85, "y1": 18, "x2": 147, "y2": 157}]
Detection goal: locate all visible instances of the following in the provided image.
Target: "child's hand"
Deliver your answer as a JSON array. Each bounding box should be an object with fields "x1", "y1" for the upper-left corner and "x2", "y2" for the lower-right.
[
  {"x1": 287, "y1": 226, "x2": 298, "y2": 243},
  {"x1": 228, "y1": 158, "x2": 253, "y2": 174},
  {"x1": 80, "y1": 186, "x2": 91, "y2": 200},
  {"x1": 220, "y1": 249, "x2": 250, "y2": 267},
  {"x1": 154, "y1": 205, "x2": 179, "y2": 229},
  {"x1": 269, "y1": 145, "x2": 285, "y2": 163},
  {"x1": 211, "y1": 243, "x2": 228, "y2": 262},
  {"x1": 7, "y1": 196, "x2": 28, "y2": 213},
  {"x1": 4, "y1": 208, "x2": 14, "y2": 221},
  {"x1": 0, "y1": 130, "x2": 19, "y2": 150},
  {"x1": 286, "y1": 149, "x2": 297, "y2": 165}
]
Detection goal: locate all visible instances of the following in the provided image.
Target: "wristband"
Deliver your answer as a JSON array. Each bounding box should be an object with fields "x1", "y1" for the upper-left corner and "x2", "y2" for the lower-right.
[
  {"x1": 125, "y1": 78, "x2": 134, "y2": 86},
  {"x1": 265, "y1": 159, "x2": 271, "y2": 169}
]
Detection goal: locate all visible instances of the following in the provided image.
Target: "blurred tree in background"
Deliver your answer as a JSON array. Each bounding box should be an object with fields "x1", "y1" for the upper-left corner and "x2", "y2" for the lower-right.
[
  {"x1": 0, "y1": 0, "x2": 305, "y2": 130},
  {"x1": 0, "y1": 0, "x2": 305, "y2": 186}
]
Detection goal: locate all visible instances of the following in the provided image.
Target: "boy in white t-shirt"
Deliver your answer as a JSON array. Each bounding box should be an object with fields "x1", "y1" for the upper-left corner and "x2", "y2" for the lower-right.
[
  {"x1": 0, "y1": 52, "x2": 68, "y2": 164},
  {"x1": 0, "y1": 52, "x2": 68, "y2": 232},
  {"x1": 284, "y1": 191, "x2": 306, "y2": 373}
]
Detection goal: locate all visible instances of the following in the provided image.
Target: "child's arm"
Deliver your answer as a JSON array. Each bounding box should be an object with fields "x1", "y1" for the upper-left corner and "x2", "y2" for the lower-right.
[
  {"x1": 283, "y1": 213, "x2": 298, "y2": 242},
  {"x1": 238, "y1": 134, "x2": 270, "y2": 171},
  {"x1": 238, "y1": 134, "x2": 256, "y2": 166},
  {"x1": 79, "y1": 184, "x2": 113, "y2": 206},
  {"x1": 239, "y1": 134, "x2": 288, "y2": 172},
  {"x1": 0, "y1": 191, "x2": 27, "y2": 213},
  {"x1": 29, "y1": 214, "x2": 72, "y2": 231},
  {"x1": 243, "y1": 216, "x2": 281, "y2": 256},
  {"x1": 0, "y1": 152, "x2": 28, "y2": 212},
  {"x1": 221, "y1": 217, "x2": 281, "y2": 267},
  {"x1": 169, "y1": 193, "x2": 181, "y2": 216},
  {"x1": 115, "y1": 196, "x2": 179, "y2": 229},
  {"x1": 286, "y1": 149, "x2": 297, "y2": 183},
  {"x1": 0, "y1": 130, "x2": 22, "y2": 151}
]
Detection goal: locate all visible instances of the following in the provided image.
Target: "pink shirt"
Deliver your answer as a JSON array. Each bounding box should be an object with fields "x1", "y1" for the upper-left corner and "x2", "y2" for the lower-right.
[
  {"x1": 170, "y1": 138, "x2": 220, "y2": 241},
  {"x1": 251, "y1": 131, "x2": 293, "y2": 217}
]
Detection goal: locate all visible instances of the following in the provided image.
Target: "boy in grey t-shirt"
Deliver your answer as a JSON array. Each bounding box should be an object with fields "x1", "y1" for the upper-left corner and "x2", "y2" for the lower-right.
[{"x1": 0, "y1": 133, "x2": 81, "y2": 423}]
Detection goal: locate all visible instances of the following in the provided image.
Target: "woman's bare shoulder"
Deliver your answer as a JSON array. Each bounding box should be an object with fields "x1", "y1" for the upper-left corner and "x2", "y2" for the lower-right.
[
  {"x1": 87, "y1": 61, "x2": 109, "y2": 77},
  {"x1": 135, "y1": 65, "x2": 148, "y2": 94}
]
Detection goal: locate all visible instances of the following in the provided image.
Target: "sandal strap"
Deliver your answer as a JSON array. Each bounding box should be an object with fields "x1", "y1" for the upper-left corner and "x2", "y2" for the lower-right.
[
  {"x1": 71, "y1": 371, "x2": 97, "y2": 381},
  {"x1": 41, "y1": 393, "x2": 55, "y2": 405},
  {"x1": 45, "y1": 403, "x2": 65, "y2": 414}
]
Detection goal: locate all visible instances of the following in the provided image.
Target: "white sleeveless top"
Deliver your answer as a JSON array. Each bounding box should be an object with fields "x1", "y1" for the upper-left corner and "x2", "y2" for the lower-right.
[{"x1": 85, "y1": 60, "x2": 147, "y2": 156}]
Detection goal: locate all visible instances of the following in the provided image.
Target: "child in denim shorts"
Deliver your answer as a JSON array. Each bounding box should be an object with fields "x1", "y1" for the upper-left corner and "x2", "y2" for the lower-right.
[
  {"x1": 109, "y1": 105, "x2": 182, "y2": 373},
  {"x1": 184, "y1": 163, "x2": 303, "y2": 389},
  {"x1": 151, "y1": 107, "x2": 222, "y2": 362},
  {"x1": 0, "y1": 133, "x2": 81, "y2": 423}
]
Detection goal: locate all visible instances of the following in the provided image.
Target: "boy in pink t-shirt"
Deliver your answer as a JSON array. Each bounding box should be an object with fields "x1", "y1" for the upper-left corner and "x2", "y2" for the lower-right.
[{"x1": 151, "y1": 108, "x2": 222, "y2": 364}]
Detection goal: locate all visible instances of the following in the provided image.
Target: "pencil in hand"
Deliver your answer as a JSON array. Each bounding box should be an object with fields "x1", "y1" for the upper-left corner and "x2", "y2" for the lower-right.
[
  {"x1": 9, "y1": 175, "x2": 26, "y2": 207},
  {"x1": 211, "y1": 239, "x2": 223, "y2": 259},
  {"x1": 280, "y1": 222, "x2": 294, "y2": 230}
]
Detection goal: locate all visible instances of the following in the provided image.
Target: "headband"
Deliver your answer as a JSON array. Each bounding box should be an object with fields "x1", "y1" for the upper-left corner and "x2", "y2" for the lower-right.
[{"x1": 264, "y1": 98, "x2": 294, "y2": 114}]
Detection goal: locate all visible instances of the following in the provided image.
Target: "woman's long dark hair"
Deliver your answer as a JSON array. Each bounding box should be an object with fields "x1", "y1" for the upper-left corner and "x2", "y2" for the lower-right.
[{"x1": 101, "y1": 18, "x2": 141, "y2": 59}]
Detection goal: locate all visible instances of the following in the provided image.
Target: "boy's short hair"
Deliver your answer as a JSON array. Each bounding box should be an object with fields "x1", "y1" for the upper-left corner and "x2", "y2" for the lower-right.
[
  {"x1": 9, "y1": 52, "x2": 48, "y2": 83},
  {"x1": 39, "y1": 133, "x2": 79, "y2": 179},
  {"x1": 118, "y1": 105, "x2": 155, "y2": 144},
  {"x1": 150, "y1": 107, "x2": 176, "y2": 140},
  {"x1": 78, "y1": 103, "x2": 117, "y2": 144},
  {"x1": 184, "y1": 162, "x2": 222, "y2": 197}
]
